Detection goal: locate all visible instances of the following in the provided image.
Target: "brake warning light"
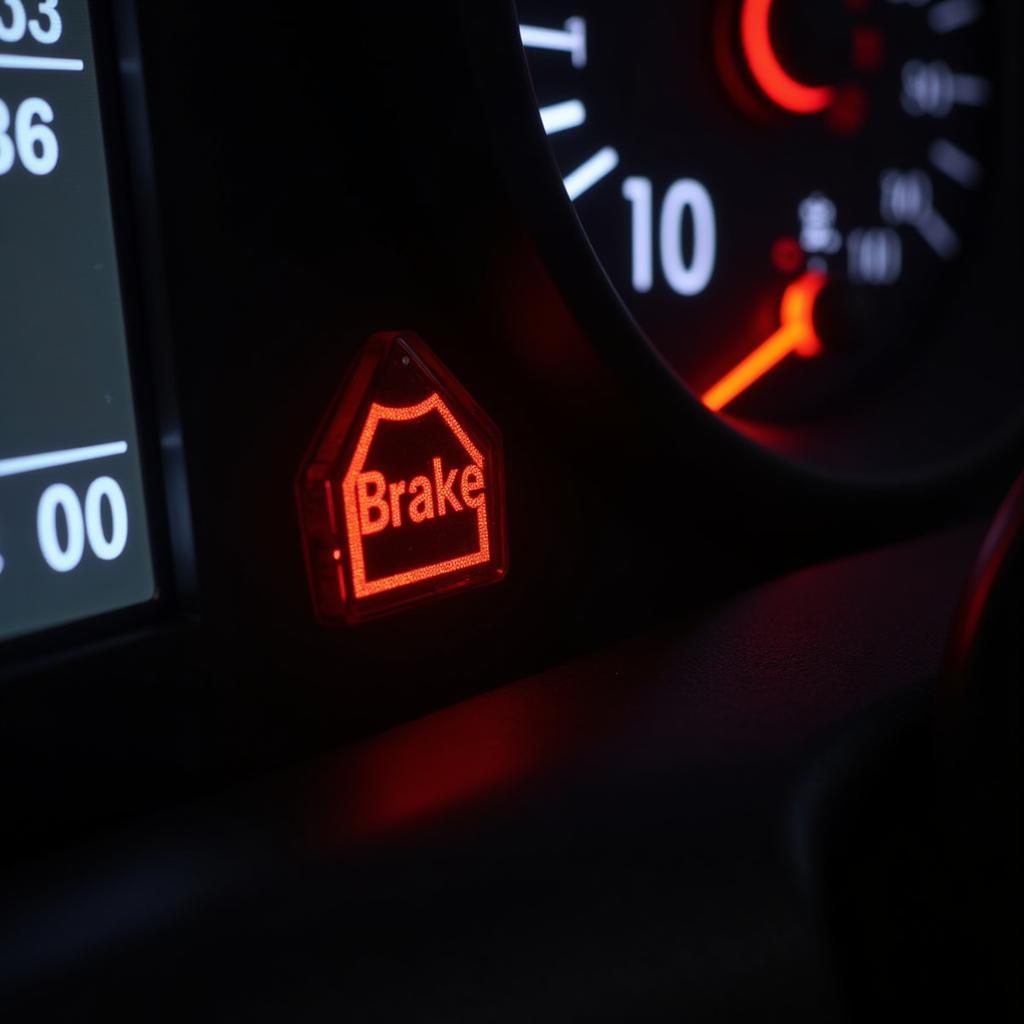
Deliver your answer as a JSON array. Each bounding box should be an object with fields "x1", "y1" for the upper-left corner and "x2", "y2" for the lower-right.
[{"x1": 296, "y1": 332, "x2": 507, "y2": 623}]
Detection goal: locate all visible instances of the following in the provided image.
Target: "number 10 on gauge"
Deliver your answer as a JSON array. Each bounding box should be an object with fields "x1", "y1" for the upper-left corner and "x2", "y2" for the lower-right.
[{"x1": 622, "y1": 177, "x2": 717, "y2": 296}]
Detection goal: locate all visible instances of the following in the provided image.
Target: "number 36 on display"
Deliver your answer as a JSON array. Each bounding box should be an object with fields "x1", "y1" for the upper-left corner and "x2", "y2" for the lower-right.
[{"x1": 1, "y1": 1, "x2": 65, "y2": 176}]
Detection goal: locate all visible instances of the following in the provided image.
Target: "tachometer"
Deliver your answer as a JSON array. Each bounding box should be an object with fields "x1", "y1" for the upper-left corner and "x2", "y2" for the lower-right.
[{"x1": 518, "y1": 0, "x2": 1001, "y2": 421}]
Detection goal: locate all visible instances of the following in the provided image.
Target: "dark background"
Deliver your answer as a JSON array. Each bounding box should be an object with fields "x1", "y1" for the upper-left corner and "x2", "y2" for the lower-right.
[{"x1": 0, "y1": 1, "x2": 1019, "y2": 1019}]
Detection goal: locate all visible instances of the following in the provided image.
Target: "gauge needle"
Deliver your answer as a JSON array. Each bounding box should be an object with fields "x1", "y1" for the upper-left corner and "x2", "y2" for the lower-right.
[{"x1": 702, "y1": 271, "x2": 827, "y2": 413}]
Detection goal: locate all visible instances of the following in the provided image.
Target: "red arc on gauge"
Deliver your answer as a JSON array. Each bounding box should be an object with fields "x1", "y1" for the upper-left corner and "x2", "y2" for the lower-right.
[{"x1": 740, "y1": 0, "x2": 835, "y2": 114}]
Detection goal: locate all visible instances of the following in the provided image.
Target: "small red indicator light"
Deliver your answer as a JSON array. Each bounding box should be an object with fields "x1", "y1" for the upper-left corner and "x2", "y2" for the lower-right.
[
  {"x1": 851, "y1": 26, "x2": 884, "y2": 74},
  {"x1": 771, "y1": 236, "x2": 805, "y2": 275},
  {"x1": 296, "y1": 332, "x2": 507, "y2": 624}
]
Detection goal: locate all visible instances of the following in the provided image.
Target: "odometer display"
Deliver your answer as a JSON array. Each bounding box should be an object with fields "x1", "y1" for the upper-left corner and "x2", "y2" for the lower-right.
[
  {"x1": 0, "y1": 0, "x2": 154, "y2": 642},
  {"x1": 519, "y1": 0, "x2": 999, "y2": 420}
]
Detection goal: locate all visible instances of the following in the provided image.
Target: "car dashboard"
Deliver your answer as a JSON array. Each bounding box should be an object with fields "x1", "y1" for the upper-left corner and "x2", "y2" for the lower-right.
[{"x1": 1, "y1": 1, "x2": 1021, "y2": 1019}]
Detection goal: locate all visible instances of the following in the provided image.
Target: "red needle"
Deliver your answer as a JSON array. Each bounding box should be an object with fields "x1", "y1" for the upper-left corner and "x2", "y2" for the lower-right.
[
  {"x1": 740, "y1": 0, "x2": 835, "y2": 114},
  {"x1": 702, "y1": 271, "x2": 827, "y2": 413}
]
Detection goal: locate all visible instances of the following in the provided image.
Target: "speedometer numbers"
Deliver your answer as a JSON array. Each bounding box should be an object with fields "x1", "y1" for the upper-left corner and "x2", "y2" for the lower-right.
[{"x1": 519, "y1": 0, "x2": 997, "y2": 419}]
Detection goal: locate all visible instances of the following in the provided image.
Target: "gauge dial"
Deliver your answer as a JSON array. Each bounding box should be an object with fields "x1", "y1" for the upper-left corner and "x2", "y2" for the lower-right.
[{"x1": 518, "y1": 0, "x2": 1000, "y2": 421}]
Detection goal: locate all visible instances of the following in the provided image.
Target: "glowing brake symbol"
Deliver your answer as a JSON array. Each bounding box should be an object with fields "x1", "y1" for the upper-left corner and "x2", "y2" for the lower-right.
[
  {"x1": 296, "y1": 333, "x2": 507, "y2": 624},
  {"x1": 343, "y1": 394, "x2": 491, "y2": 599}
]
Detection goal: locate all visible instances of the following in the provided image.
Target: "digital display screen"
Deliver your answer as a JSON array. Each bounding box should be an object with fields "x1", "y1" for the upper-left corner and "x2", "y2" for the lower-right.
[{"x1": 0, "y1": 0, "x2": 155, "y2": 642}]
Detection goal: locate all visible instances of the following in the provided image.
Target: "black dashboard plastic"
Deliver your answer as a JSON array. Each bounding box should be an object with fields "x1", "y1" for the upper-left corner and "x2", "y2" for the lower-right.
[{"x1": 1, "y1": 524, "x2": 984, "y2": 1020}]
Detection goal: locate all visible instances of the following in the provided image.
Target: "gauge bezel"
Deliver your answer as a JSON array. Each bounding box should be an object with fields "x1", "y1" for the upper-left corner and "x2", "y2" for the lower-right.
[{"x1": 470, "y1": 0, "x2": 1023, "y2": 525}]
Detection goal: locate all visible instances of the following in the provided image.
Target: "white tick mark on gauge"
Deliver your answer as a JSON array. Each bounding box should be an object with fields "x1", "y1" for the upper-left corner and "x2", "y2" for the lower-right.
[
  {"x1": 915, "y1": 209, "x2": 961, "y2": 260},
  {"x1": 928, "y1": 0, "x2": 982, "y2": 35},
  {"x1": 952, "y1": 73, "x2": 992, "y2": 107},
  {"x1": 520, "y1": 18, "x2": 588, "y2": 69},
  {"x1": 540, "y1": 99, "x2": 587, "y2": 135},
  {"x1": 563, "y1": 147, "x2": 620, "y2": 201},
  {"x1": 929, "y1": 138, "x2": 982, "y2": 189}
]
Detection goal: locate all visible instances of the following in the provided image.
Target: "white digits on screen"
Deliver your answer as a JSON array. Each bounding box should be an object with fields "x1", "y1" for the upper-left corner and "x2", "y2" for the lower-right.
[
  {"x1": 0, "y1": 1, "x2": 27, "y2": 43},
  {"x1": 0, "y1": 0, "x2": 62, "y2": 43},
  {"x1": 29, "y1": 0, "x2": 62, "y2": 44},
  {"x1": 15, "y1": 97, "x2": 58, "y2": 174},
  {"x1": 623, "y1": 176, "x2": 716, "y2": 296},
  {"x1": 0, "y1": 99, "x2": 15, "y2": 174},
  {"x1": 37, "y1": 477, "x2": 129, "y2": 573},
  {"x1": 0, "y1": 98, "x2": 60, "y2": 175},
  {"x1": 37, "y1": 483, "x2": 86, "y2": 573},
  {"x1": 84, "y1": 476, "x2": 129, "y2": 561}
]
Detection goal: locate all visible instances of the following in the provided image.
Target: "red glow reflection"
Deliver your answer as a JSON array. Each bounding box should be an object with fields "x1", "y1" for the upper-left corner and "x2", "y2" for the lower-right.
[{"x1": 309, "y1": 683, "x2": 591, "y2": 845}]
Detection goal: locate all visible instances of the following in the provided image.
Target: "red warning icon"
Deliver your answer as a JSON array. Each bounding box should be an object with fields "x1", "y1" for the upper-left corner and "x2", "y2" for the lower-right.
[{"x1": 296, "y1": 332, "x2": 507, "y2": 623}]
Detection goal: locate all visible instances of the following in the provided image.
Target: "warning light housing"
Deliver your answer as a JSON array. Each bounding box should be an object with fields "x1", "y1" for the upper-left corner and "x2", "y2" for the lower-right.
[{"x1": 296, "y1": 332, "x2": 507, "y2": 624}]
